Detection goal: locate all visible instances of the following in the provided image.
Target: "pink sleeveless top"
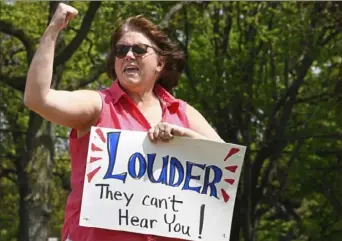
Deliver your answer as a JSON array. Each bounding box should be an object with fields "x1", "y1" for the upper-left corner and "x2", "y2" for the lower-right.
[{"x1": 62, "y1": 81, "x2": 190, "y2": 241}]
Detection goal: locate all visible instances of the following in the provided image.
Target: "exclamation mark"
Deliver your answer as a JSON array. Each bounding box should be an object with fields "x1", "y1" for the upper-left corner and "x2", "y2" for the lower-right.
[{"x1": 198, "y1": 204, "x2": 205, "y2": 239}]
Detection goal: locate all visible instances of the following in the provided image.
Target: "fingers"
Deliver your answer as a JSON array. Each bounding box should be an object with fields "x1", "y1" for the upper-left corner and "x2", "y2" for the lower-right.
[
  {"x1": 58, "y1": 3, "x2": 78, "y2": 17},
  {"x1": 170, "y1": 125, "x2": 186, "y2": 137},
  {"x1": 153, "y1": 125, "x2": 160, "y2": 141},
  {"x1": 64, "y1": 5, "x2": 78, "y2": 20},
  {"x1": 148, "y1": 122, "x2": 174, "y2": 143},
  {"x1": 66, "y1": 12, "x2": 77, "y2": 22},
  {"x1": 161, "y1": 123, "x2": 173, "y2": 140},
  {"x1": 49, "y1": 3, "x2": 78, "y2": 31}
]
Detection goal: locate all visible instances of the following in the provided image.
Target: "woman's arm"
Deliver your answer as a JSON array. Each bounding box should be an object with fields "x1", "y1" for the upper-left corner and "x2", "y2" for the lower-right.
[
  {"x1": 185, "y1": 104, "x2": 225, "y2": 143},
  {"x1": 148, "y1": 104, "x2": 225, "y2": 143},
  {"x1": 24, "y1": 3, "x2": 101, "y2": 130}
]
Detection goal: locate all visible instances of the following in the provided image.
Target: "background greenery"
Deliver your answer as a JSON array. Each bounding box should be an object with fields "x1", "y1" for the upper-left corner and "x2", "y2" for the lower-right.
[{"x1": 1, "y1": 1, "x2": 341, "y2": 241}]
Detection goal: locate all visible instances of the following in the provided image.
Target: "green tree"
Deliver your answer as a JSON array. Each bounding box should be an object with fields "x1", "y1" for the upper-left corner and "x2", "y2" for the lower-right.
[
  {"x1": 173, "y1": 2, "x2": 342, "y2": 241},
  {"x1": 0, "y1": 1, "x2": 341, "y2": 241},
  {"x1": 1, "y1": 1, "x2": 102, "y2": 240}
]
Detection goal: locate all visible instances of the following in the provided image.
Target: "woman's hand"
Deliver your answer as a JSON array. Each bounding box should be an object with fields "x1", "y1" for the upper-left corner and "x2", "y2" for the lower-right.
[
  {"x1": 49, "y1": 3, "x2": 78, "y2": 32},
  {"x1": 24, "y1": 2, "x2": 101, "y2": 132},
  {"x1": 148, "y1": 122, "x2": 206, "y2": 143}
]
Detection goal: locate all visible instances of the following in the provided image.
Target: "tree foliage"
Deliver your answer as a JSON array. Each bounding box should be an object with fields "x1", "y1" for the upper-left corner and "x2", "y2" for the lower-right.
[{"x1": 0, "y1": 1, "x2": 341, "y2": 241}]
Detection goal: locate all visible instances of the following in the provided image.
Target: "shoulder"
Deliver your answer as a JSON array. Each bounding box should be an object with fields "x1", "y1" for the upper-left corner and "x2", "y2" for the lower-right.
[
  {"x1": 182, "y1": 102, "x2": 206, "y2": 122},
  {"x1": 184, "y1": 103, "x2": 202, "y2": 118},
  {"x1": 184, "y1": 102, "x2": 225, "y2": 143}
]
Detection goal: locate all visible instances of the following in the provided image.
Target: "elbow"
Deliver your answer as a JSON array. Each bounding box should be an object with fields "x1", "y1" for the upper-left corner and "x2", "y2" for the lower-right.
[
  {"x1": 218, "y1": 138, "x2": 226, "y2": 143},
  {"x1": 24, "y1": 78, "x2": 33, "y2": 109},
  {"x1": 23, "y1": 83, "x2": 47, "y2": 110},
  {"x1": 23, "y1": 92, "x2": 43, "y2": 111},
  {"x1": 23, "y1": 91, "x2": 31, "y2": 108},
  {"x1": 23, "y1": 94, "x2": 35, "y2": 110},
  {"x1": 23, "y1": 85, "x2": 35, "y2": 109}
]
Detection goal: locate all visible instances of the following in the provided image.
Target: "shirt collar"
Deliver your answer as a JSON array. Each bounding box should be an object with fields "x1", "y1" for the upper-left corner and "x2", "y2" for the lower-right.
[
  {"x1": 109, "y1": 80, "x2": 126, "y2": 105},
  {"x1": 109, "y1": 80, "x2": 180, "y2": 112}
]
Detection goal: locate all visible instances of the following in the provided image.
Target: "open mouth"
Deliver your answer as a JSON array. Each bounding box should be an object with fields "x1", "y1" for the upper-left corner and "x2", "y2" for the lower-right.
[{"x1": 124, "y1": 65, "x2": 140, "y2": 74}]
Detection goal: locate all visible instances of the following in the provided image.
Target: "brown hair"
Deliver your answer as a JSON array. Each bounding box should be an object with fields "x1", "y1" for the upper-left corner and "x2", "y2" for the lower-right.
[{"x1": 106, "y1": 15, "x2": 185, "y2": 92}]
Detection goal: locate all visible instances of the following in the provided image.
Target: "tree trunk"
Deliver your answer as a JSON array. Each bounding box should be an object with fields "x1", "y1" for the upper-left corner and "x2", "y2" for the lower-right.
[
  {"x1": 17, "y1": 112, "x2": 55, "y2": 241},
  {"x1": 28, "y1": 119, "x2": 55, "y2": 241},
  {"x1": 17, "y1": 158, "x2": 30, "y2": 241}
]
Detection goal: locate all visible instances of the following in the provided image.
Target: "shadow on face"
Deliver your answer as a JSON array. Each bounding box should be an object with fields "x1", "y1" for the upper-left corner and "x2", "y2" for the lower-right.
[{"x1": 114, "y1": 31, "x2": 165, "y2": 93}]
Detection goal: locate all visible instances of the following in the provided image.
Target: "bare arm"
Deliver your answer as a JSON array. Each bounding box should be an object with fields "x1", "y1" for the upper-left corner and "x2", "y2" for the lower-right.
[
  {"x1": 24, "y1": 3, "x2": 101, "y2": 130},
  {"x1": 185, "y1": 104, "x2": 225, "y2": 143},
  {"x1": 148, "y1": 104, "x2": 225, "y2": 143}
]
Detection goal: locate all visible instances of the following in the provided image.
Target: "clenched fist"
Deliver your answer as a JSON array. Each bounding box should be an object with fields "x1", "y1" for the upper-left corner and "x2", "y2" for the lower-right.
[{"x1": 49, "y1": 3, "x2": 78, "y2": 32}]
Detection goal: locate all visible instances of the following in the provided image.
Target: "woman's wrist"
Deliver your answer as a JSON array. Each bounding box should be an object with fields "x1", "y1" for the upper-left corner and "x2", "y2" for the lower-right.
[
  {"x1": 43, "y1": 25, "x2": 61, "y2": 41},
  {"x1": 179, "y1": 127, "x2": 207, "y2": 140}
]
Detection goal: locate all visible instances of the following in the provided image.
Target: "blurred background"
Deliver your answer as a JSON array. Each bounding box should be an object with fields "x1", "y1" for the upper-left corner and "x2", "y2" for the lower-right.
[{"x1": 0, "y1": 1, "x2": 341, "y2": 241}]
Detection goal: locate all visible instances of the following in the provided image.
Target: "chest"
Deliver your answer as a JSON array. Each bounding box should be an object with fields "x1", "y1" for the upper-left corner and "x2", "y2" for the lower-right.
[
  {"x1": 101, "y1": 99, "x2": 187, "y2": 131},
  {"x1": 139, "y1": 103, "x2": 163, "y2": 127}
]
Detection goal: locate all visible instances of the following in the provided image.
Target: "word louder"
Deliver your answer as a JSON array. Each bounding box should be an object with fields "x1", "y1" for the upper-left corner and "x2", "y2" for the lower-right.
[{"x1": 103, "y1": 132, "x2": 223, "y2": 199}]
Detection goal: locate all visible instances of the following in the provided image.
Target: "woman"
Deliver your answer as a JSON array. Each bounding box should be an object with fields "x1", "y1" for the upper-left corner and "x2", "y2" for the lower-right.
[{"x1": 24, "y1": 3, "x2": 224, "y2": 241}]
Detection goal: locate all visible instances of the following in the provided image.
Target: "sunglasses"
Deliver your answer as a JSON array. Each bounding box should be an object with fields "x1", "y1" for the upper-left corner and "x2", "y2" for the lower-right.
[{"x1": 114, "y1": 44, "x2": 159, "y2": 58}]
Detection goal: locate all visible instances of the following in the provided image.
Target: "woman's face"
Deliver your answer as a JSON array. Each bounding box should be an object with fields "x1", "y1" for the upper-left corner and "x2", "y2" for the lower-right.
[{"x1": 114, "y1": 30, "x2": 164, "y2": 92}]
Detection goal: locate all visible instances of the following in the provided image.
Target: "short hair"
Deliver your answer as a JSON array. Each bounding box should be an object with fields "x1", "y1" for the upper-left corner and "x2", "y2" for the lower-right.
[{"x1": 106, "y1": 15, "x2": 185, "y2": 92}]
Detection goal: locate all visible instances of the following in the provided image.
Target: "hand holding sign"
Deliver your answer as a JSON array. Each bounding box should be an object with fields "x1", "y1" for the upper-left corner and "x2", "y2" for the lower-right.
[
  {"x1": 148, "y1": 122, "x2": 176, "y2": 142},
  {"x1": 80, "y1": 127, "x2": 246, "y2": 241},
  {"x1": 148, "y1": 122, "x2": 210, "y2": 143}
]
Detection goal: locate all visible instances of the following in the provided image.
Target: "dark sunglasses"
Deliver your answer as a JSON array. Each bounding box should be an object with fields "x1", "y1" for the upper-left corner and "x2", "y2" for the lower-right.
[{"x1": 114, "y1": 44, "x2": 159, "y2": 58}]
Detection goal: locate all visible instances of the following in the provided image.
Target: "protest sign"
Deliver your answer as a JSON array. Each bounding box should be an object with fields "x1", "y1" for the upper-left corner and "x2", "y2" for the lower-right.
[{"x1": 79, "y1": 127, "x2": 246, "y2": 241}]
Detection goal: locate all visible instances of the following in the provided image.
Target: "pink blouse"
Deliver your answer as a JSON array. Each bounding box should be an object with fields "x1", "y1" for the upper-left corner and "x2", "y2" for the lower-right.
[{"x1": 62, "y1": 81, "x2": 190, "y2": 241}]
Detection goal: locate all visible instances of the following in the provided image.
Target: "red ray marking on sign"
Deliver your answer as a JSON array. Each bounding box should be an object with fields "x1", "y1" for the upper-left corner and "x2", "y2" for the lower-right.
[
  {"x1": 95, "y1": 128, "x2": 106, "y2": 143},
  {"x1": 225, "y1": 165, "x2": 238, "y2": 173},
  {"x1": 90, "y1": 157, "x2": 102, "y2": 163},
  {"x1": 91, "y1": 143, "x2": 102, "y2": 152},
  {"x1": 221, "y1": 189, "x2": 230, "y2": 203},
  {"x1": 87, "y1": 166, "x2": 101, "y2": 183},
  {"x1": 224, "y1": 147, "x2": 240, "y2": 161},
  {"x1": 224, "y1": 179, "x2": 235, "y2": 185}
]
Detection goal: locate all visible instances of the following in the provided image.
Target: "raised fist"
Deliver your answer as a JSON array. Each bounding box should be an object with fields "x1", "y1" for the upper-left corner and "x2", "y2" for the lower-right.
[{"x1": 49, "y1": 3, "x2": 78, "y2": 32}]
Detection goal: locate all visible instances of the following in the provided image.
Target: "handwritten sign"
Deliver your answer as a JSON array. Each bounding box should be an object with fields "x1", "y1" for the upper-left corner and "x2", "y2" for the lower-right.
[{"x1": 80, "y1": 127, "x2": 246, "y2": 241}]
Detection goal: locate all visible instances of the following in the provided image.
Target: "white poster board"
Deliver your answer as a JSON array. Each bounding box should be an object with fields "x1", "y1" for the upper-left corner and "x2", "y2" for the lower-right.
[{"x1": 80, "y1": 127, "x2": 246, "y2": 241}]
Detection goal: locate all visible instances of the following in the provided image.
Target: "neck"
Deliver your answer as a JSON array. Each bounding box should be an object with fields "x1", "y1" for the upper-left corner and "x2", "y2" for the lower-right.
[{"x1": 121, "y1": 83, "x2": 159, "y2": 108}]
